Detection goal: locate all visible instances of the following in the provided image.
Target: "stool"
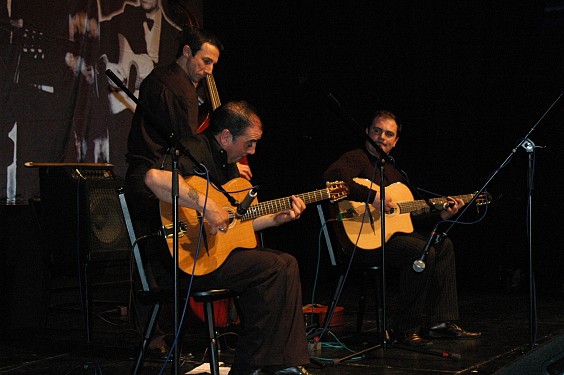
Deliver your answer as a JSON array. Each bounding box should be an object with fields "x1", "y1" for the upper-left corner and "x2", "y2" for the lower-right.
[{"x1": 356, "y1": 265, "x2": 383, "y2": 334}]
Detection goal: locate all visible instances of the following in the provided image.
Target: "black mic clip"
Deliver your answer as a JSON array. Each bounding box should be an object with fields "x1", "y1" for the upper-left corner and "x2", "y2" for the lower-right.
[{"x1": 236, "y1": 186, "x2": 258, "y2": 218}]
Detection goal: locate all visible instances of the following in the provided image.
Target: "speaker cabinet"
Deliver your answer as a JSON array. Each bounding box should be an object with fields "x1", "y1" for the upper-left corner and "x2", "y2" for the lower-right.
[
  {"x1": 494, "y1": 334, "x2": 564, "y2": 375},
  {"x1": 38, "y1": 164, "x2": 130, "y2": 274}
]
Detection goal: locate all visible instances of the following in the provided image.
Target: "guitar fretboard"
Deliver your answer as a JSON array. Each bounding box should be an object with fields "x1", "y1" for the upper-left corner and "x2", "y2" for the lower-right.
[
  {"x1": 240, "y1": 188, "x2": 332, "y2": 222},
  {"x1": 397, "y1": 193, "x2": 476, "y2": 215}
]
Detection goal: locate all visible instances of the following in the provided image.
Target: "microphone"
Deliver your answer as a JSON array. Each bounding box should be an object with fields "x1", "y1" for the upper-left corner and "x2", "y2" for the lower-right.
[
  {"x1": 236, "y1": 187, "x2": 258, "y2": 218},
  {"x1": 412, "y1": 223, "x2": 440, "y2": 273}
]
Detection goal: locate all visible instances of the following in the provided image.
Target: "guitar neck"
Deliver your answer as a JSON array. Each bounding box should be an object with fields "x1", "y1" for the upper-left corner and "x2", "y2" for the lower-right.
[
  {"x1": 398, "y1": 193, "x2": 476, "y2": 214},
  {"x1": 239, "y1": 188, "x2": 333, "y2": 221}
]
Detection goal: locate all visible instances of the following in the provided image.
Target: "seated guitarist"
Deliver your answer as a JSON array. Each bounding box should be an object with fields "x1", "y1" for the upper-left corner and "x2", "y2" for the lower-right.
[
  {"x1": 322, "y1": 110, "x2": 480, "y2": 348},
  {"x1": 142, "y1": 101, "x2": 312, "y2": 375}
]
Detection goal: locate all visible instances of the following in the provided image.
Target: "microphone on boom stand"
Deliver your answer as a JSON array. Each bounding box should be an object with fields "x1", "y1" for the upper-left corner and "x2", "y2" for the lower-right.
[{"x1": 412, "y1": 223, "x2": 441, "y2": 273}]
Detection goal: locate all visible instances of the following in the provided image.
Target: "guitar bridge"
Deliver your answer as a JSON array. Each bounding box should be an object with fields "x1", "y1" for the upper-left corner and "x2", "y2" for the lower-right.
[{"x1": 161, "y1": 221, "x2": 188, "y2": 238}]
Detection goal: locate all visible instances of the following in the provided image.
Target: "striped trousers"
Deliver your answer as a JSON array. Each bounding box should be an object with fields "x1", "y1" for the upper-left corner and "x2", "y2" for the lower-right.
[{"x1": 347, "y1": 231, "x2": 459, "y2": 333}]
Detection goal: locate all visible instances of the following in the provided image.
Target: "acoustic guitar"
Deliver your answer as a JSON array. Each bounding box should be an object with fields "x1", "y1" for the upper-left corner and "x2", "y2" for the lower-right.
[
  {"x1": 331, "y1": 178, "x2": 491, "y2": 251},
  {"x1": 160, "y1": 176, "x2": 349, "y2": 275}
]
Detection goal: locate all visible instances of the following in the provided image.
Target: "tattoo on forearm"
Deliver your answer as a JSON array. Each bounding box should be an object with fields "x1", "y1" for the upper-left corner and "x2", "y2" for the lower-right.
[{"x1": 187, "y1": 187, "x2": 199, "y2": 203}]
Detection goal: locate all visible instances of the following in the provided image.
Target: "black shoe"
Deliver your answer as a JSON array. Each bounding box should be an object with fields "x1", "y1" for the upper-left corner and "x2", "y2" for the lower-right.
[
  {"x1": 396, "y1": 331, "x2": 433, "y2": 348},
  {"x1": 424, "y1": 322, "x2": 481, "y2": 340},
  {"x1": 272, "y1": 366, "x2": 312, "y2": 375}
]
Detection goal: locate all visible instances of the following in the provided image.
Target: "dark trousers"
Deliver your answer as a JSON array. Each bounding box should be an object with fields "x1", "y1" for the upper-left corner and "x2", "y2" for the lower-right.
[
  {"x1": 125, "y1": 171, "x2": 309, "y2": 368},
  {"x1": 349, "y1": 232, "x2": 459, "y2": 332},
  {"x1": 192, "y1": 248, "x2": 310, "y2": 370}
]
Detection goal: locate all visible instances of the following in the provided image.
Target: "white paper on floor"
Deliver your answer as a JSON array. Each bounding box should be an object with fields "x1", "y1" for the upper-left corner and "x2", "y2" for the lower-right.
[{"x1": 185, "y1": 362, "x2": 230, "y2": 375}]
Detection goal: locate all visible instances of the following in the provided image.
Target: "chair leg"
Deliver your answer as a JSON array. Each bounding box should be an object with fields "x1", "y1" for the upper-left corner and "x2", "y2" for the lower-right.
[
  {"x1": 82, "y1": 262, "x2": 93, "y2": 343},
  {"x1": 203, "y1": 301, "x2": 221, "y2": 375},
  {"x1": 41, "y1": 275, "x2": 55, "y2": 336},
  {"x1": 374, "y1": 270, "x2": 383, "y2": 338},
  {"x1": 132, "y1": 303, "x2": 161, "y2": 375},
  {"x1": 357, "y1": 270, "x2": 369, "y2": 333},
  {"x1": 357, "y1": 267, "x2": 383, "y2": 334}
]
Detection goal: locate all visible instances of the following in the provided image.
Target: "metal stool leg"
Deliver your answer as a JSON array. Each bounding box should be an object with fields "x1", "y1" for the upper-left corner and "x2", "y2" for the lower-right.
[
  {"x1": 132, "y1": 303, "x2": 161, "y2": 375},
  {"x1": 203, "y1": 300, "x2": 221, "y2": 375}
]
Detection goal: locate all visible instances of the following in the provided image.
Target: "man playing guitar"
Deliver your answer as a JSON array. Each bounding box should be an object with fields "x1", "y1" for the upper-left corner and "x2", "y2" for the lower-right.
[{"x1": 323, "y1": 110, "x2": 481, "y2": 348}]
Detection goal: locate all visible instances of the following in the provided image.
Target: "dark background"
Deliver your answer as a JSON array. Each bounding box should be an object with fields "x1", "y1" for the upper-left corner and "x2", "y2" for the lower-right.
[
  {"x1": 201, "y1": 1, "x2": 564, "y2": 294},
  {"x1": 2, "y1": 0, "x2": 563, "y2": 334}
]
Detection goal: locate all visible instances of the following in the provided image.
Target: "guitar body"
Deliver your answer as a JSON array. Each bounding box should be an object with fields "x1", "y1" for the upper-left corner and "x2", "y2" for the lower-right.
[
  {"x1": 333, "y1": 179, "x2": 415, "y2": 251},
  {"x1": 160, "y1": 177, "x2": 258, "y2": 276}
]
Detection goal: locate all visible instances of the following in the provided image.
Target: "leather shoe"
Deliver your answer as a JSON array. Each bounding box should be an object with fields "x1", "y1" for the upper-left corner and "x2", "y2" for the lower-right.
[
  {"x1": 395, "y1": 331, "x2": 433, "y2": 348},
  {"x1": 272, "y1": 366, "x2": 312, "y2": 375},
  {"x1": 424, "y1": 322, "x2": 481, "y2": 340}
]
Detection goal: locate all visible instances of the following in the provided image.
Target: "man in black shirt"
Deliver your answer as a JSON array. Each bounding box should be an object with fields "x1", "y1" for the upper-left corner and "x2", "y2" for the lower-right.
[
  {"x1": 124, "y1": 27, "x2": 232, "y2": 357},
  {"x1": 125, "y1": 29, "x2": 250, "y2": 241},
  {"x1": 144, "y1": 101, "x2": 311, "y2": 375},
  {"x1": 323, "y1": 110, "x2": 480, "y2": 348}
]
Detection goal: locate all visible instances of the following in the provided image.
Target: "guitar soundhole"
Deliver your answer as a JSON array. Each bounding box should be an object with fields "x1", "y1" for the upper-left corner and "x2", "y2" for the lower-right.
[{"x1": 226, "y1": 207, "x2": 237, "y2": 228}]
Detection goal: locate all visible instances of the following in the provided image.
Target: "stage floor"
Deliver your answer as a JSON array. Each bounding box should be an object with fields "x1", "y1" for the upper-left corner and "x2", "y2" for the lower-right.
[{"x1": 1, "y1": 279, "x2": 563, "y2": 375}]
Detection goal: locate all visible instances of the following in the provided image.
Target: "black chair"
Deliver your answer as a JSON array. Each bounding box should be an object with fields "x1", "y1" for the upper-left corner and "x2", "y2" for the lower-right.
[
  {"x1": 317, "y1": 204, "x2": 383, "y2": 334},
  {"x1": 117, "y1": 190, "x2": 237, "y2": 375}
]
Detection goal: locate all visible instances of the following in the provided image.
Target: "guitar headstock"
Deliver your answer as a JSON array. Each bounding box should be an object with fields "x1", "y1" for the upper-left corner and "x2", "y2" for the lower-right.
[
  {"x1": 326, "y1": 181, "x2": 349, "y2": 202},
  {"x1": 475, "y1": 191, "x2": 492, "y2": 206}
]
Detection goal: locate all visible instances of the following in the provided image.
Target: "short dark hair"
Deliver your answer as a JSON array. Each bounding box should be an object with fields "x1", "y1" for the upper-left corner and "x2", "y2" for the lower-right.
[
  {"x1": 208, "y1": 101, "x2": 262, "y2": 140},
  {"x1": 176, "y1": 27, "x2": 224, "y2": 58},
  {"x1": 370, "y1": 110, "x2": 402, "y2": 137}
]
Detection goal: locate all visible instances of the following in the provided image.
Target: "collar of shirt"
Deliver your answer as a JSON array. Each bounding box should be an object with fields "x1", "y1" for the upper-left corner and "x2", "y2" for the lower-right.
[{"x1": 207, "y1": 132, "x2": 230, "y2": 170}]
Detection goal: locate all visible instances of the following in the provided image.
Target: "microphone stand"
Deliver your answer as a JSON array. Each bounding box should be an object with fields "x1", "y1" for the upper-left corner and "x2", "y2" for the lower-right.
[
  {"x1": 330, "y1": 149, "x2": 390, "y2": 365},
  {"x1": 438, "y1": 90, "x2": 562, "y2": 351},
  {"x1": 105, "y1": 69, "x2": 238, "y2": 374},
  {"x1": 171, "y1": 148, "x2": 181, "y2": 374}
]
